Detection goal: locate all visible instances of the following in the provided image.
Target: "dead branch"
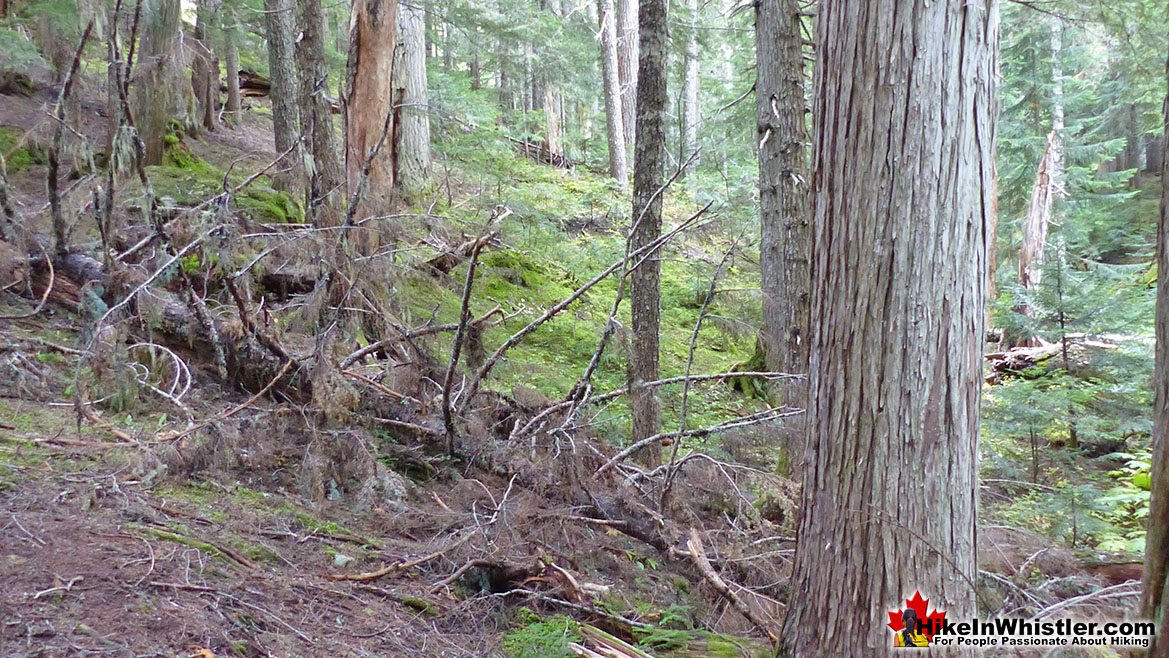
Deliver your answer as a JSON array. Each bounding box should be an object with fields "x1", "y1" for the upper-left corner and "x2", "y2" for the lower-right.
[
  {"x1": 342, "y1": 370, "x2": 419, "y2": 404},
  {"x1": 459, "y1": 210, "x2": 711, "y2": 412},
  {"x1": 152, "y1": 359, "x2": 293, "y2": 444},
  {"x1": 443, "y1": 237, "x2": 487, "y2": 454},
  {"x1": 594, "y1": 407, "x2": 804, "y2": 477},
  {"x1": 685, "y1": 528, "x2": 777, "y2": 643},
  {"x1": 48, "y1": 19, "x2": 94, "y2": 257},
  {"x1": 661, "y1": 237, "x2": 740, "y2": 507},
  {"x1": 339, "y1": 305, "x2": 503, "y2": 369},
  {"x1": 324, "y1": 530, "x2": 476, "y2": 583},
  {"x1": 0, "y1": 243, "x2": 53, "y2": 320},
  {"x1": 426, "y1": 231, "x2": 500, "y2": 274}
]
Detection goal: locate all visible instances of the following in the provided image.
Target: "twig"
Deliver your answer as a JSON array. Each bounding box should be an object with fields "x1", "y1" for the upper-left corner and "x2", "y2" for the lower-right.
[
  {"x1": 11, "y1": 514, "x2": 46, "y2": 546},
  {"x1": 685, "y1": 528, "x2": 777, "y2": 643},
  {"x1": 594, "y1": 407, "x2": 802, "y2": 477},
  {"x1": 342, "y1": 370, "x2": 419, "y2": 404},
  {"x1": 0, "y1": 244, "x2": 54, "y2": 320},
  {"x1": 325, "y1": 530, "x2": 475, "y2": 582},
  {"x1": 340, "y1": 305, "x2": 503, "y2": 369},
  {"x1": 48, "y1": 19, "x2": 94, "y2": 257},
  {"x1": 459, "y1": 210, "x2": 711, "y2": 412},
  {"x1": 443, "y1": 237, "x2": 487, "y2": 455},
  {"x1": 660, "y1": 236, "x2": 740, "y2": 508},
  {"x1": 152, "y1": 359, "x2": 293, "y2": 443},
  {"x1": 32, "y1": 575, "x2": 84, "y2": 600}
]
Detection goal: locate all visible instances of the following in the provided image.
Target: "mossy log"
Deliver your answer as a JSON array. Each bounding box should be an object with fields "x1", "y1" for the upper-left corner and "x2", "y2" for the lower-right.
[{"x1": 33, "y1": 252, "x2": 309, "y2": 399}]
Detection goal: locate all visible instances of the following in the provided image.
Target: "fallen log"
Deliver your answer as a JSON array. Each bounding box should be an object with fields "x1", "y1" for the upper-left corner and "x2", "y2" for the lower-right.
[{"x1": 32, "y1": 251, "x2": 310, "y2": 400}]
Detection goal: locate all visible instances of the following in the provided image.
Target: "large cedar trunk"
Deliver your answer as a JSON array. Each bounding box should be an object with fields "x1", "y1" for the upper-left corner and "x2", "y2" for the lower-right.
[
  {"x1": 779, "y1": 0, "x2": 997, "y2": 655},
  {"x1": 598, "y1": 0, "x2": 627, "y2": 187},
  {"x1": 345, "y1": 0, "x2": 398, "y2": 228},
  {"x1": 296, "y1": 0, "x2": 344, "y2": 227},
  {"x1": 1139, "y1": 33, "x2": 1169, "y2": 657},
  {"x1": 132, "y1": 0, "x2": 181, "y2": 166},
  {"x1": 264, "y1": 0, "x2": 302, "y2": 189},
  {"x1": 627, "y1": 0, "x2": 667, "y2": 466},
  {"x1": 615, "y1": 0, "x2": 637, "y2": 147},
  {"x1": 756, "y1": 0, "x2": 809, "y2": 412},
  {"x1": 393, "y1": 1, "x2": 431, "y2": 204}
]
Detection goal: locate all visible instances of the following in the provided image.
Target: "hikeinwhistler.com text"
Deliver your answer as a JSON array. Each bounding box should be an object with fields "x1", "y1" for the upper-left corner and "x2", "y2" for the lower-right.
[{"x1": 923, "y1": 617, "x2": 1154, "y2": 648}]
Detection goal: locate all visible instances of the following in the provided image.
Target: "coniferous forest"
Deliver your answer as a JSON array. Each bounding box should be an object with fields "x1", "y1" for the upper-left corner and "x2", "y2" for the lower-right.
[{"x1": 0, "y1": 0, "x2": 1167, "y2": 656}]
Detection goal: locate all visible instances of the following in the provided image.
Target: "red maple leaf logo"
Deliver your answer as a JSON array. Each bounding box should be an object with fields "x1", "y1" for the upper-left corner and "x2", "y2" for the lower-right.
[{"x1": 887, "y1": 591, "x2": 947, "y2": 641}]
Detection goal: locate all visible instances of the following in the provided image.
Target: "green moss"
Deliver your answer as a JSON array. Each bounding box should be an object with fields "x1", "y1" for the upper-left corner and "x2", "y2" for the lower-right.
[
  {"x1": 502, "y1": 610, "x2": 580, "y2": 658},
  {"x1": 0, "y1": 125, "x2": 48, "y2": 175},
  {"x1": 400, "y1": 596, "x2": 439, "y2": 617},
  {"x1": 236, "y1": 186, "x2": 305, "y2": 223},
  {"x1": 131, "y1": 524, "x2": 239, "y2": 566}
]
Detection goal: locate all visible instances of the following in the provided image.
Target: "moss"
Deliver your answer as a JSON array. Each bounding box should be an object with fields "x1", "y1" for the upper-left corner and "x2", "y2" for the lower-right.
[
  {"x1": 399, "y1": 596, "x2": 439, "y2": 617},
  {"x1": 502, "y1": 610, "x2": 579, "y2": 658},
  {"x1": 236, "y1": 186, "x2": 305, "y2": 223},
  {"x1": 132, "y1": 525, "x2": 239, "y2": 566},
  {"x1": 0, "y1": 125, "x2": 48, "y2": 175}
]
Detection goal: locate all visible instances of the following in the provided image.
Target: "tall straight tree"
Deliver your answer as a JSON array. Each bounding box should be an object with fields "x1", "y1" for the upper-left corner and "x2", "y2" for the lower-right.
[
  {"x1": 345, "y1": 0, "x2": 398, "y2": 227},
  {"x1": 680, "y1": 0, "x2": 698, "y2": 175},
  {"x1": 780, "y1": 0, "x2": 997, "y2": 654},
  {"x1": 296, "y1": 0, "x2": 344, "y2": 227},
  {"x1": 598, "y1": 0, "x2": 627, "y2": 186},
  {"x1": 615, "y1": 0, "x2": 638, "y2": 146},
  {"x1": 628, "y1": 0, "x2": 667, "y2": 466},
  {"x1": 1138, "y1": 30, "x2": 1169, "y2": 657},
  {"x1": 264, "y1": 0, "x2": 302, "y2": 190},
  {"x1": 755, "y1": 0, "x2": 809, "y2": 419},
  {"x1": 393, "y1": 0, "x2": 430, "y2": 203},
  {"x1": 132, "y1": 0, "x2": 181, "y2": 165}
]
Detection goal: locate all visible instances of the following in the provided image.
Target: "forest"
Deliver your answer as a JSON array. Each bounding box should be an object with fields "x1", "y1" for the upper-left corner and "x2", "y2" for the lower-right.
[{"x1": 0, "y1": 0, "x2": 1166, "y2": 656}]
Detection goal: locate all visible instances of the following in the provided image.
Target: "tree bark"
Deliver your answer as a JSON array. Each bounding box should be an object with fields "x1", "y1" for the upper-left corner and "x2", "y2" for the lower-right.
[
  {"x1": 223, "y1": 16, "x2": 242, "y2": 128},
  {"x1": 1147, "y1": 132, "x2": 1165, "y2": 176},
  {"x1": 1139, "y1": 31, "x2": 1169, "y2": 658},
  {"x1": 1019, "y1": 133, "x2": 1056, "y2": 294},
  {"x1": 779, "y1": 0, "x2": 996, "y2": 655},
  {"x1": 393, "y1": 1, "x2": 431, "y2": 204},
  {"x1": 345, "y1": 0, "x2": 398, "y2": 228},
  {"x1": 756, "y1": 0, "x2": 808, "y2": 475},
  {"x1": 756, "y1": 0, "x2": 808, "y2": 399},
  {"x1": 296, "y1": 0, "x2": 344, "y2": 227},
  {"x1": 191, "y1": 0, "x2": 219, "y2": 134},
  {"x1": 264, "y1": 0, "x2": 302, "y2": 189},
  {"x1": 615, "y1": 0, "x2": 638, "y2": 147},
  {"x1": 1049, "y1": 17, "x2": 1064, "y2": 195},
  {"x1": 627, "y1": 0, "x2": 667, "y2": 467},
  {"x1": 1123, "y1": 102, "x2": 1142, "y2": 186},
  {"x1": 598, "y1": 0, "x2": 627, "y2": 187},
  {"x1": 681, "y1": 0, "x2": 699, "y2": 177},
  {"x1": 132, "y1": 0, "x2": 181, "y2": 166}
]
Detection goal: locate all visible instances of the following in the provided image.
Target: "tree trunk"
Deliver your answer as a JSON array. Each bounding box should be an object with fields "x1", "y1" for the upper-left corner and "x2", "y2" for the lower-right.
[
  {"x1": 756, "y1": 0, "x2": 809, "y2": 472},
  {"x1": 1050, "y1": 17, "x2": 1064, "y2": 195},
  {"x1": 627, "y1": 0, "x2": 667, "y2": 467},
  {"x1": 1139, "y1": 32, "x2": 1169, "y2": 658},
  {"x1": 1147, "y1": 132, "x2": 1165, "y2": 176},
  {"x1": 598, "y1": 0, "x2": 627, "y2": 187},
  {"x1": 1019, "y1": 133, "x2": 1055, "y2": 294},
  {"x1": 393, "y1": 1, "x2": 431, "y2": 204},
  {"x1": 191, "y1": 0, "x2": 219, "y2": 134},
  {"x1": 264, "y1": 0, "x2": 302, "y2": 190},
  {"x1": 779, "y1": 0, "x2": 996, "y2": 654},
  {"x1": 132, "y1": 0, "x2": 181, "y2": 166},
  {"x1": 615, "y1": 0, "x2": 637, "y2": 147},
  {"x1": 1124, "y1": 102, "x2": 1142, "y2": 186},
  {"x1": 681, "y1": 0, "x2": 699, "y2": 177},
  {"x1": 345, "y1": 0, "x2": 398, "y2": 228},
  {"x1": 224, "y1": 17, "x2": 242, "y2": 128},
  {"x1": 296, "y1": 0, "x2": 344, "y2": 227}
]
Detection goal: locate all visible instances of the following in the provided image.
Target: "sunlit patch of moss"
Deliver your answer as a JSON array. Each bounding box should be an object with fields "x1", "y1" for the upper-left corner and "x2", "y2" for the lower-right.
[
  {"x1": 0, "y1": 125, "x2": 48, "y2": 175},
  {"x1": 236, "y1": 186, "x2": 305, "y2": 223}
]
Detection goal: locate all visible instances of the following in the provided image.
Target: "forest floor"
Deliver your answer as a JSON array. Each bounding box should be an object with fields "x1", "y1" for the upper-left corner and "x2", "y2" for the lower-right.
[{"x1": 0, "y1": 65, "x2": 1151, "y2": 657}]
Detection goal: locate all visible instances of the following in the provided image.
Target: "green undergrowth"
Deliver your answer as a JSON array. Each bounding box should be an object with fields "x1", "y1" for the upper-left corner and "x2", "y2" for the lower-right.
[
  {"x1": 393, "y1": 153, "x2": 764, "y2": 450},
  {"x1": 502, "y1": 609, "x2": 580, "y2": 658},
  {"x1": 138, "y1": 135, "x2": 303, "y2": 224}
]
